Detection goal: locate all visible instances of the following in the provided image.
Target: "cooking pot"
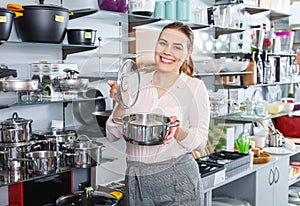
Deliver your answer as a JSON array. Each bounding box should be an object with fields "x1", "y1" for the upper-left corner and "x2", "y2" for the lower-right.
[
  {"x1": 0, "y1": 8, "x2": 14, "y2": 41},
  {"x1": 7, "y1": 1, "x2": 70, "y2": 43},
  {"x1": 26, "y1": 150, "x2": 62, "y2": 175},
  {"x1": 67, "y1": 29, "x2": 97, "y2": 45},
  {"x1": 93, "y1": 110, "x2": 112, "y2": 129},
  {"x1": 53, "y1": 69, "x2": 89, "y2": 92},
  {"x1": 0, "y1": 141, "x2": 33, "y2": 170},
  {"x1": 113, "y1": 113, "x2": 180, "y2": 145},
  {"x1": 56, "y1": 190, "x2": 119, "y2": 206},
  {"x1": 0, "y1": 112, "x2": 33, "y2": 143},
  {"x1": 63, "y1": 135, "x2": 105, "y2": 168}
]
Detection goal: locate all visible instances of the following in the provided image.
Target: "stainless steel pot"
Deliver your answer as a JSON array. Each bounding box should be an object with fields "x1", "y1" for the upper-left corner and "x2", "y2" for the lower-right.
[
  {"x1": 113, "y1": 113, "x2": 180, "y2": 145},
  {"x1": 63, "y1": 135, "x2": 105, "y2": 168},
  {"x1": 0, "y1": 141, "x2": 33, "y2": 170},
  {"x1": 0, "y1": 112, "x2": 33, "y2": 143},
  {"x1": 26, "y1": 150, "x2": 61, "y2": 175},
  {"x1": 0, "y1": 79, "x2": 39, "y2": 92}
]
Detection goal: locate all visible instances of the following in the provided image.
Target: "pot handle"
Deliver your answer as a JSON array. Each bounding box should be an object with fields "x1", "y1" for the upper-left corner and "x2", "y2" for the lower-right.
[
  {"x1": 97, "y1": 145, "x2": 106, "y2": 166},
  {"x1": 7, "y1": 4, "x2": 24, "y2": 12},
  {"x1": 169, "y1": 120, "x2": 180, "y2": 128},
  {"x1": 112, "y1": 117, "x2": 123, "y2": 125}
]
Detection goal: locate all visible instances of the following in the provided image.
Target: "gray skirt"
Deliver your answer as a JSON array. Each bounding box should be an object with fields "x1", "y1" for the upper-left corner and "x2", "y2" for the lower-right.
[{"x1": 125, "y1": 153, "x2": 204, "y2": 206}]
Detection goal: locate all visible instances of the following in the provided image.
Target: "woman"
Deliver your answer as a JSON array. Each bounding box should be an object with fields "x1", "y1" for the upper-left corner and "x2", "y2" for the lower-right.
[{"x1": 106, "y1": 21, "x2": 210, "y2": 205}]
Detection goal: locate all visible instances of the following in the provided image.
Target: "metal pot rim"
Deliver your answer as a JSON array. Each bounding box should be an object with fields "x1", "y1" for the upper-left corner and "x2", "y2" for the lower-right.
[{"x1": 22, "y1": 5, "x2": 69, "y2": 12}]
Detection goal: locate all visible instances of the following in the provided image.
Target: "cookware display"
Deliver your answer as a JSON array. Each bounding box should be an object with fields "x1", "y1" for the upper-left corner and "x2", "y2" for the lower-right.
[
  {"x1": 0, "y1": 112, "x2": 33, "y2": 143},
  {"x1": 67, "y1": 29, "x2": 97, "y2": 45},
  {"x1": 26, "y1": 150, "x2": 62, "y2": 175},
  {"x1": 63, "y1": 135, "x2": 105, "y2": 168},
  {"x1": 0, "y1": 8, "x2": 14, "y2": 41},
  {"x1": 7, "y1": 0, "x2": 70, "y2": 43},
  {"x1": 53, "y1": 69, "x2": 89, "y2": 92}
]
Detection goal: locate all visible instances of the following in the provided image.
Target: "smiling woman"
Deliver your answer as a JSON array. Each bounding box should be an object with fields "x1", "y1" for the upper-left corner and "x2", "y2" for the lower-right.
[{"x1": 105, "y1": 21, "x2": 210, "y2": 206}]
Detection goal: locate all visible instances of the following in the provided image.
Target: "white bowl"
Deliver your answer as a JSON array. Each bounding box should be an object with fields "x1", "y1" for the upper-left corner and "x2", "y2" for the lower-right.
[
  {"x1": 198, "y1": 59, "x2": 226, "y2": 73},
  {"x1": 222, "y1": 60, "x2": 249, "y2": 72}
]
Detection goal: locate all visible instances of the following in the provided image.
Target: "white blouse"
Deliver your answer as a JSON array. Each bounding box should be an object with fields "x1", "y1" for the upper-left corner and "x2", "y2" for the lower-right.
[{"x1": 106, "y1": 71, "x2": 210, "y2": 163}]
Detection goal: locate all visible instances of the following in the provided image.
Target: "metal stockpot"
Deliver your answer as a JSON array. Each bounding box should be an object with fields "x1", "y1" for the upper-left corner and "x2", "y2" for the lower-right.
[
  {"x1": 63, "y1": 135, "x2": 105, "y2": 168},
  {"x1": 26, "y1": 150, "x2": 61, "y2": 175},
  {"x1": 113, "y1": 113, "x2": 180, "y2": 145},
  {"x1": 32, "y1": 129, "x2": 77, "y2": 152},
  {"x1": 0, "y1": 112, "x2": 33, "y2": 143}
]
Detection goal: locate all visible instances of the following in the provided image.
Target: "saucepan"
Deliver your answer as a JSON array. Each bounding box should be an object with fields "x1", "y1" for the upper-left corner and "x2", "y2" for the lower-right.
[{"x1": 113, "y1": 113, "x2": 180, "y2": 145}]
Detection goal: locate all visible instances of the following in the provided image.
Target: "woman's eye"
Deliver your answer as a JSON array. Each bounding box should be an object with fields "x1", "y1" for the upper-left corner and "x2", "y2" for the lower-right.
[
  {"x1": 174, "y1": 45, "x2": 183, "y2": 50},
  {"x1": 159, "y1": 41, "x2": 166, "y2": 46}
]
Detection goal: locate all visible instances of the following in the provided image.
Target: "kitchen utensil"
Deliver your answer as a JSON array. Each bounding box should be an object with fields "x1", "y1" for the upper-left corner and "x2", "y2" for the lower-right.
[
  {"x1": 67, "y1": 29, "x2": 97, "y2": 45},
  {"x1": 26, "y1": 150, "x2": 61, "y2": 175},
  {"x1": 117, "y1": 59, "x2": 140, "y2": 109},
  {"x1": 129, "y1": 0, "x2": 155, "y2": 16},
  {"x1": 0, "y1": 65, "x2": 17, "y2": 79},
  {"x1": 0, "y1": 112, "x2": 33, "y2": 143},
  {"x1": 73, "y1": 87, "x2": 106, "y2": 126},
  {"x1": 222, "y1": 59, "x2": 249, "y2": 72},
  {"x1": 0, "y1": 8, "x2": 14, "y2": 41},
  {"x1": 0, "y1": 79, "x2": 39, "y2": 92},
  {"x1": 112, "y1": 113, "x2": 180, "y2": 145},
  {"x1": 62, "y1": 135, "x2": 105, "y2": 168},
  {"x1": 262, "y1": 147, "x2": 292, "y2": 155},
  {"x1": 53, "y1": 69, "x2": 89, "y2": 92},
  {"x1": 56, "y1": 190, "x2": 119, "y2": 206},
  {"x1": 7, "y1": 0, "x2": 70, "y2": 43}
]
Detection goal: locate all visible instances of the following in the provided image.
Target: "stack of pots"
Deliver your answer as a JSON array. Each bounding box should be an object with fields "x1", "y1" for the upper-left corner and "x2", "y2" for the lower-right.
[{"x1": 0, "y1": 112, "x2": 33, "y2": 182}]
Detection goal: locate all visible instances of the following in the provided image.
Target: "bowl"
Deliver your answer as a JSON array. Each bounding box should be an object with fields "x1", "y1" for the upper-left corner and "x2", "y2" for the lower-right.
[
  {"x1": 222, "y1": 60, "x2": 249, "y2": 72},
  {"x1": 198, "y1": 59, "x2": 226, "y2": 73},
  {"x1": 265, "y1": 103, "x2": 284, "y2": 114}
]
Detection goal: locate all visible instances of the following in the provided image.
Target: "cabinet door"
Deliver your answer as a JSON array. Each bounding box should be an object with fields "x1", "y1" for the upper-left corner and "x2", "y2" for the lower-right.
[
  {"x1": 255, "y1": 164, "x2": 275, "y2": 205},
  {"x1": 273, "y1": 157, "x2": 289, "y2": 206}
]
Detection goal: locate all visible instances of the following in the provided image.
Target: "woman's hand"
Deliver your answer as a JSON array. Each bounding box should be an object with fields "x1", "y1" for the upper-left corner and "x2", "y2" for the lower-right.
[
  {"x1": 107, "y1": 80, "x2": 118, "y2": 102},
  {"x1": 163, "y1": 116, "x2": 178, "y2": 145}
]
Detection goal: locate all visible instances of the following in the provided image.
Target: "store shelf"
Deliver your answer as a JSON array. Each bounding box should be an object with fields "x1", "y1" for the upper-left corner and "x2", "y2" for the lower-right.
[
  {"x1": 244, "y1": 6, "x2": 269, "y2": 15},
  {"x1": 269, "y1": 10, "x2": 291, "y2": 21},
  {"x1": 194, "y1": 71, "x2": 251, "y2": 77},
  {"x1": 213, "y1": 81, "x2": 300, "y2": 90}
]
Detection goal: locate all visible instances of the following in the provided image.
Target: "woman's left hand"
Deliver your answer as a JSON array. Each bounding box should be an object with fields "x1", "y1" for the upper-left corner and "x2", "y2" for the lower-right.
[{"x1": 163, "y1": 116, "x2": 178, "y2": 145}]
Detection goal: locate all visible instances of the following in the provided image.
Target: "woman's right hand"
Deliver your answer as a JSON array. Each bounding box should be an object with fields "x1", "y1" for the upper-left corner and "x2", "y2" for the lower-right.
[{"x1": 107, "y1": 80, "x2": 118, "y2": 102}]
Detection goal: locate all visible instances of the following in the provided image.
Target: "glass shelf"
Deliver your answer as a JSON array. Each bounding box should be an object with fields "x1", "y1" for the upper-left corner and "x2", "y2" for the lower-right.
[
  {"x1": 0, "y1": 95, "x2": 107, "y2": 109},
  {"x1": 213, "y1": 81, "x2": 300, "y2": 90},
  {"x1": 194, "y1": 71, "x2": 252, "y2": 77},
  {"x1": 213, "y1": 110, "x2": 298, "y2": 123}
]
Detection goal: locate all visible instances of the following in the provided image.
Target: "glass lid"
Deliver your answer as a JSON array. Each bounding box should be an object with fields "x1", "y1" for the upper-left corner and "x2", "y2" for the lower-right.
[{"x1": 117, "y1": 59, "x2": 140, "y2": 109}]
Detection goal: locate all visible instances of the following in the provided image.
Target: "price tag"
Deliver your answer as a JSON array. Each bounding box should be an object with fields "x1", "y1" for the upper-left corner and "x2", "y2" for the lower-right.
[
  {"x1": 84, "y1": 32, "x2": 92, "y2": 39},
  {"x1": 55, "y1": 16, "x2": 65, "y2": 23},
  {"x1": 0, "y1": 16, "x2": 7, "y2": 23}
]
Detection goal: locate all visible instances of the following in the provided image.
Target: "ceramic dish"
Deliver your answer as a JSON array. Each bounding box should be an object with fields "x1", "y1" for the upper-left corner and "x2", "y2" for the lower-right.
[{"x1": 263, "y1": 147, "x2": 293, "y2": 155}]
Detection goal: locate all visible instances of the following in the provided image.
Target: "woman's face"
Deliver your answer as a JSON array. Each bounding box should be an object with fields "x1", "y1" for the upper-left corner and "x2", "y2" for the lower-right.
[{"x1": 155, "y1": 28, "x2": 191, "y2": 74}]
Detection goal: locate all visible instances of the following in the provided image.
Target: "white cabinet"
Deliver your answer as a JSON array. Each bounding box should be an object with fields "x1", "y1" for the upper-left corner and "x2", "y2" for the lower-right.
[{"x1": 255, "y1": 156, "x2": 289, "y2": 206}]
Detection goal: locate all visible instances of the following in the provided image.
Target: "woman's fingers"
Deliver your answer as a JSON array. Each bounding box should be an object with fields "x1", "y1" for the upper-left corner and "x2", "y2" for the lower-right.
[
  {"x1": 107, "y1": 80, "x2": 118, "y2": 102},
  {"x1": 163, "y1": 116, "x2": 178, "y2": 145}
]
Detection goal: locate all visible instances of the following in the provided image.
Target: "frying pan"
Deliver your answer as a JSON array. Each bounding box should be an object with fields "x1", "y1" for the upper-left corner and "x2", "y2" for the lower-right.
[{"x1": 73, "y1": 87, "x2": 105, "y2": 125}]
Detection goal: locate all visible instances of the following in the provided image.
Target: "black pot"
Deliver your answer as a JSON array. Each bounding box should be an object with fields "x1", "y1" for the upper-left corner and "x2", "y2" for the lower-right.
[
  {"x1": 56, "y1": 190, "x2": 119, "y2": 206},
  {"x1": 11, "y1": 4, "x2": 69, "y2": 43},
  {"x1": 0, "y1": 8, "x2": 14, "y2": 41},
  {"x1": 67, "y1": 29, "x2": 97, "y2": 45}
]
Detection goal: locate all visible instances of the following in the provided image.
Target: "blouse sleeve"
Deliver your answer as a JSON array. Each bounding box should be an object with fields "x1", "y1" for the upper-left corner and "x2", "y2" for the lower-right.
[{"x1": 177, "y1": 80, "x2": 210, "y2": 152}]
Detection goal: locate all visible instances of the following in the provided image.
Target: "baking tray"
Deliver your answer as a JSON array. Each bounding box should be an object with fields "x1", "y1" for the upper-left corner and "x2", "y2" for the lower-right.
[{"x1": 198, "y1": 162, "x2": 225, "y2": 190}]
